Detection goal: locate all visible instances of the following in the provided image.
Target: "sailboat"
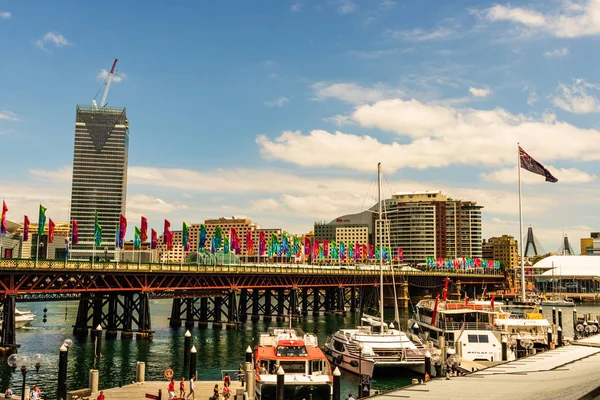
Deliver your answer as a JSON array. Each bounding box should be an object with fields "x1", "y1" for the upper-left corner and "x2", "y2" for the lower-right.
[{"x1": 323, "y1": 163, "x2": 427, "y2": 376}]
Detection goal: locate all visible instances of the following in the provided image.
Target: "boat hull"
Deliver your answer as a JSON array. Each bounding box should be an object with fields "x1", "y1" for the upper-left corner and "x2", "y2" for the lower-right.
[{"x1": 255, "y1": 383, "x2": 331, "y2": 400}]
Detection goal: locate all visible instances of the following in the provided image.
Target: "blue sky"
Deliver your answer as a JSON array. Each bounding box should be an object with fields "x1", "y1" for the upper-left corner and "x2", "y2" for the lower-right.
[{"x1": 2, "y1": 0, "x2": 600, "y2": 253}]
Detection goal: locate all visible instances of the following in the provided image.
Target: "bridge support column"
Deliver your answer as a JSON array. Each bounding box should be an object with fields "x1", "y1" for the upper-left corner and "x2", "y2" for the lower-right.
[
  {"x1": 239, "y1": 289, "x2": 248, "y2": 322},
  {"x1": 121, "y1": 293, "x2": 134, "y2": 339},
  {"x1": 290, "y1": 289, "x2": 298, "y2": 321},
  {"x1": 90, "y1": 294, "x2": 103, "y2": 338},
  {"x1": 136, "y1": 293, "x2": 153, "y2": 340},
  {"x1": 312, "y1": 289, "x2": 321, "y2": 316},
  {"x1": 324, "y1": 288, "x2": 333, "y2": 316},
  {"x1": 336, "y1": 287, "x2": 345, "y2": 315},
  {"x1": 73, "y1": 293, "x2": 91, "y2": 337},
  {"x1": 400, "y1": 282, "x2": 409, "y2": 309},
  {"x1": 106, "y1": 295, "x2": 119, "y2": 339},
  {"x1": 198, "y1": 298, "x2": 209, "y2": 328},
  {"x1": 264, "y1": 290, "x2": 273, "y2": 322},
  {"x1": 226, "y1": 291, "x2": 239, "y2": 330},
  {"x1": 301, "y1": 288, "x2": 309, "y2": 316},
  {"x1": 276, "y1": 289, "x2": 285, "y2": 322},
  {"x1": 350, "y1": 287, "x2": 357, "y2": 313},
  {"x1": 0, "y1": 295, "x2": 18, "y2": 354},
  {"x1": 214, "y1": 296, "x2": 224, "y2": 329},
  {"x1": 251, "y1": 289, "x2": 260, "y2": 322},
  {"x1": 185, "y1": 298, "x2": 195, "y2": 329},
  {"x1": 169, "y1": 298, "x2": 182, "y2": 328}
]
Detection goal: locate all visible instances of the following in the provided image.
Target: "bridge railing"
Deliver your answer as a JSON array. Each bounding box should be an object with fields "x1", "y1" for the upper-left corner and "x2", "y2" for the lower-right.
[{"x1": 0, "y1": 259, "x2": 505, "y2": 277}]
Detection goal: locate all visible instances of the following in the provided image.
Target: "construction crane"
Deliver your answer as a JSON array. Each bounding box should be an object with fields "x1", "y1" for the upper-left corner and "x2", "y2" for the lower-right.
[{"x1": 96, "y1": 58, "x2": 118, "y2": 109}]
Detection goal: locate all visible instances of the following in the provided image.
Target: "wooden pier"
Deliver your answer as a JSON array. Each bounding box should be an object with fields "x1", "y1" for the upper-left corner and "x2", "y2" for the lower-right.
[
  {"x1": 372, "y1": 339, "x2": 600, "y2": 400},
  {"x1": 86, "y1": 380, "x2": 243, "y2": 400}
]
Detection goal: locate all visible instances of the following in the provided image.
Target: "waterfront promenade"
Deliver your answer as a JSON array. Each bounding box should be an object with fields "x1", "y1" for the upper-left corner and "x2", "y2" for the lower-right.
[
  {"x1": 87, "y1": 380, "x2": 243, "y2": 400},
  {"x1": 373, "y1": 339, "x2": 600, "y2": 400}
]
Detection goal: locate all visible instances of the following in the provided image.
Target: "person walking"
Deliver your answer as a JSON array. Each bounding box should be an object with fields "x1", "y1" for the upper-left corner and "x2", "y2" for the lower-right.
[
  {"x1": 186, "y1": 375, "x2": 196, "y2": 400},
  {"x1": 168, "y1": 377, "x2": 175, "y2": 400},
  {"x1": 212, "y1": 384, "x2": 220, "y2": 400},
  {"x1": 223, "y1": 372, "x2": 231, "y2": 387},
  {"x1": 96, "y1": 391, "x2": 105, "y2": 400},
  {"x1": 179, "y1": 376, "x2": 186, "y2": 399}
]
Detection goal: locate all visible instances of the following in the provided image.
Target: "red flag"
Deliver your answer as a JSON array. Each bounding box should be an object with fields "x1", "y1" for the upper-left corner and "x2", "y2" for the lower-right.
[
  {"x1": 304, "y1": 237, "x2": 310, "y2": 256},
  {"x1": 23, "y1": 215, "x2": 30, "y2": 241},
  {"x1": 259, "y1": 231, "x2": 266, "y2": 255},
  {"x1": 164, "y1": 219, "x2": 172, "y2": 250},
  {"x1": 1, "y1": 201, "x2": 7, "y2": 234},
  {"x1": 151, "y1": 228, "x2": 157, "y2": 250},
  {"x1": 491, "y1": 294, "x2": 495, "y2": 310},
  {"x1": 72, "y1": 220, "x2": 79, "y2": 244},
  {"x1": 48, "y1": 219, "x2": 55, "y2": 243},
  {"x1": 313, "y1": 238, "x2": 319, "y2": 258},
  {"x1": 141, "y1": 216, "x2": 148, "y2": 242},
  {"x1": 119, "y1": 214, "x2": 127, "y2": 244},
  {"x1": 323, "y1": 239, "x2": 329, "y2": 257},
  {"x1": 246, "y1": 230, "x2": 254, "y2": 255}
]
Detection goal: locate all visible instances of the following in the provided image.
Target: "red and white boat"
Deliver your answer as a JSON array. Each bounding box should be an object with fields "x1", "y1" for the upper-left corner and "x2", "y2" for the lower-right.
[{"x1": 254, "y1": 327, "x2": 333, "y2": 400}]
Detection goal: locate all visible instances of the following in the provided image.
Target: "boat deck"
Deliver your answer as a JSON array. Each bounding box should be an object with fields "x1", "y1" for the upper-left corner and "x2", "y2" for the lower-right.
[{"x1": 372, "y1": 342, "x2": 600, "y2": 400}]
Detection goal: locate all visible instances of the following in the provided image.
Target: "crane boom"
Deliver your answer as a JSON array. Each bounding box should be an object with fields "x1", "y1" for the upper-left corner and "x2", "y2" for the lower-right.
[{"x1": 99, "y1": 58, "x2": 118, "y2": 108}]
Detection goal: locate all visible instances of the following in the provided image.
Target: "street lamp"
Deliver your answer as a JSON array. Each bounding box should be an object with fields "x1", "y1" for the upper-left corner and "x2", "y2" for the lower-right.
[{"x1": 7, "y1": 353, "x2": 47, "y2": 400}]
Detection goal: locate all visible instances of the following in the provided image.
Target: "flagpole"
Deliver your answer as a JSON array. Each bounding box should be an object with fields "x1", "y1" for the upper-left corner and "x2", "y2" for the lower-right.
[
  {"x1": 517, "y1": 142, "x2": 525, "y2": 303},
  {"x1": 93, "y1": 242, "x2": 96, "y2": 269}
]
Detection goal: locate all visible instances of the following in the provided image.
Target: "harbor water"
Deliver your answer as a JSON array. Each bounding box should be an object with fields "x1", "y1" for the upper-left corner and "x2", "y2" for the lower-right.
[{"x1": 0, "y1": 300, "x2": 415, "y2": 397}]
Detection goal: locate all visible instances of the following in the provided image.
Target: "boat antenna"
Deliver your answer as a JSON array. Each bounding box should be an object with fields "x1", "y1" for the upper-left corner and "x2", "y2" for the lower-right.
[{"x1": 378, "y1": 162, "x2": 384, "y2": 336}]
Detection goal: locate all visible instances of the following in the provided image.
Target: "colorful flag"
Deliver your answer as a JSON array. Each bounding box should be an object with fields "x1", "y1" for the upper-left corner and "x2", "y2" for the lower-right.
[
  {"x1": 398, "y1": 248, "x2": 404, "y2": 261},
  {"x1": 163, "y1": 219, "x2": 171, "y2": 248},
  {"x1": 151, "y1": 229, "x2": 157, "y2": 249},
  {"x1": 214, "y1": 226, "x2": 223, "y2": 248},
  {"x1": 0, "y1": 201, "x2": 7, "y2": 235},
  {"x1": 282, "y1": 234, "x2": 289, "y2": 255},
  {"x1": 304, "y1": 237, "x2": 310, "y2": 256},
  {"x1": 115, "y1": 223, "x2": 120, "y2": 248},
  {"x1": 211, "y1": 236, "x2": 217, "y2": 254},
  {"x1": 182, "y1": 222, "x2": 190, "y2": 251},
  {"x1": 331, "y1": 241, "x2": 338, "y2": 260},
  {"x1": 199, "y1": 224, "x2": 207, "y2": 250},
  {"x1": 140, "y1": 217, "x2": 148, "y2": 242},
  {"x1": 271, "y1": 233, "x2": 278, "y2": 256},
  {"x1": 134, "y1": 226, "x2": 141, "y2": 250},
  {"x1": 94, "y1": 210, "x2": 102, "y2": 246},
  {"x1": 340, "y1": 242, "x2": 345, "y2": 260},
  {"x1": 259, "y1": 231, "x2": 266, "y2": 255},
  {"x1": 224, "y1": 235, "x2": 230, "y2": 254},
  {"x1": 48, "y1": 219, "x2": 55, "y2": 243},
  {"x1": 312, "y1": 238, "x2": 319, "y2": 259},
  {"x1": 293, "y1": 236, "x2": 300, "y2": 257},
  {"x1": 519, "y1": 146, "x2": 558, "y2": 183},
  {"x1": 38, "y1": 204, "x2": 47, "y2": 237},
  {"x1": 246, "y1": 231, "x2": 254, "y2": 255},
  {"x1": 65, "y1": 237, "x2": 69, "y2": 258},
  {"x1": 23, "y1": 216, "x2": 30, "y2": 241},
  {"x1": 119, "y1": 214, "x2": 127, "y2": 247},
  {"x1": 71, "y1": 219, "x2": 78, "y2": 245}
]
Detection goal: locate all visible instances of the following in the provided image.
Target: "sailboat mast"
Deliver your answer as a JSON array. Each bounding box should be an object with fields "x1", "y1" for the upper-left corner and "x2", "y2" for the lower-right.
[{"x1": 378, "y1": 162, "x2": 384, "y2": 335}]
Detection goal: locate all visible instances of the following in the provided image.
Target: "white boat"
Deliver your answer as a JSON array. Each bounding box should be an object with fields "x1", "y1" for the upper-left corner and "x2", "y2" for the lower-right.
[
  {"x1": 1, "y1": 309, "x2": 36, "y2": 329},
  {"x1": 324, "y1": 163, "x2": 427, "y2": 376},
  {"x1": 540, "y1": 297, "x2": 575, "y2": 307},
  {"x1": 254, "y1": 327, "x2": 333, "y2": 400},
  {"x1": 410, "y1": 296, "x2": 550, "y2": 362}
]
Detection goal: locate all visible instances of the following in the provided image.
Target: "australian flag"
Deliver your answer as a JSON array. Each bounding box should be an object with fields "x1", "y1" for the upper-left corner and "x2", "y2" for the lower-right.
[{"x1": 519, "y1": 146, "x2": 558, "y2": 183}]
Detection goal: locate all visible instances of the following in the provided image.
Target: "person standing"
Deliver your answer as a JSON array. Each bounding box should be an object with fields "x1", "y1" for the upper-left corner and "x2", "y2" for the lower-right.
[
  {"x1": 4, "y1": 386, "x2": 12, "y2": 399},
  {"x1": 31, "y1": 386, "x2": 39, "y2": 400},
  {"x1": 168, "y1": 377, "x2": 175, "y2": 400},
  {"x1": 179, "y1": 377, "x2": 186, "y2": 399},
  {"x1": 96, "y1": 391, "x2": 105, "y2": 400},
  {"x1": 223, "y1": 372, "x2": 231, "y2": 387},
  {"x1": 212, "y1": 384, "x2": 219, "y2": 400},
  {"x1": 186, "y1": 375, "x2": 196, "y2": 399}
]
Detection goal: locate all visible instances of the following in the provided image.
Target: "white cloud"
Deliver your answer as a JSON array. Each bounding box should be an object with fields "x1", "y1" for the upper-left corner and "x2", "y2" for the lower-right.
[
  {"x1": 0, "y1": 111, "x2": 19, "y2": 121},
  {"x1": 335, "y1": 0, "x2": 357, "y2": 14},
  {"x1": 291, "y1": 3, "x2": 302, "y2": 12},
  {"x1": 323, "y1": 114, "x2": 354, "y2": 126},
  {"x1": 264, "y1": 96, "x2": 289, "y2": 108},
  {"x1": 127, "y1": 194, "x2": 188, "y2": 215},
  {"x1": 553, "y1": 79, "x2": 600, "y2": 114},
  {"x1": 30, "y1": 166, "x2": 72, "y2": 181},
  {"x1": 312, "y1": 82, "x2": 403, "y2": 105},
  {"x1": 481, "y1": 167, "x2": 596, "y2": 184},
  {"x1": 0, "y1": 11, "x2": 11, "y2": 19},
  {"x1": 484, "y1": 1, "x2": 600, "y2": 38},
  {"x1": 97, "y1": 69, "x2": 126, "y2": 83},
  {"x1": 35, "y1": 32, "x2": 71, "y2": 50},
  {"x1": 544, "y1": 47, "x2": 569, "y2": 58},
  {"x1": 257, "y1": 98, "x2": 600, "y2": 171},
  {"x1": 469, "y1": 87, "x2": 492, "y2": 97},
  {"x1": 389, "y1": 26, "x2": 457, "y2": 41}
]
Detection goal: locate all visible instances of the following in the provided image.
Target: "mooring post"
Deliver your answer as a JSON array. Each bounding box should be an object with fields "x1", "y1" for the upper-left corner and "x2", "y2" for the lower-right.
[
  {"x1": 558, "y1": 308, "x2": 563, "y2": 330},
  {"x1": 276, "y1": 366, "x2": 285, "y2": 400},
  {"x1": 57, "y1": 344, "x2": 68, "y2": 400},
  {"x1": 501, "y1": 337, "x2": 508, "y2": 361},
  {"x1": 547, "y1": 327, "x2": 553, "y2": 349},
  {"x1": 94, "y1": 325, "x2": 102, "y2": 358},
  {"x1": 573, "y1": 308, "x2": 578, "y2": 334},
  {"x1": 245, "y1": 360, "x2": 255, "y2": 400},
  {"x1": 557, "y1": 326, "x2": 563, "y2": 347},
  {"x1": 333, "y1": 367, "x2": 341, "y2": 400},
  {"x1": 246, "y1": 346, "x2": 253, "y2": 364},
  {"x1": 183, "y1": 330, "x2": 191, "y2": 374},
  {"x1": 189, "y1": 346, "x2": 197, "y2": 380},
  {"x1": 552, "y1": 307, "x2": 556, "y2": 325}
]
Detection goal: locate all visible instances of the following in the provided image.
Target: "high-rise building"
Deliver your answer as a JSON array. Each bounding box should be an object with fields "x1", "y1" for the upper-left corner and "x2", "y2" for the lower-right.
[
  {"x1": 482, "y1": 235, "x2": 519, "y2": 269},
  {"x1": 580, "y1": 232, "x2": 600, "y2": 256},
  {"x1": 69, "y1": 105, "x2": 129, "y2": 260}
]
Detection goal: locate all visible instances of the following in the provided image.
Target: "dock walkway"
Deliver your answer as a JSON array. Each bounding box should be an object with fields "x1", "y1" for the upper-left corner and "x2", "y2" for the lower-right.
[
  {"x1": 373, "y1": 341, "x2": 600, "y2": 400},
  {"x1": 88, "y1": 380, "x2": 243, "y2": 400}
]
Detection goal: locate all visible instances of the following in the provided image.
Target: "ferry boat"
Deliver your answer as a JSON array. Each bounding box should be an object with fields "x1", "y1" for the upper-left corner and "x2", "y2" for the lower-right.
[
  {"x1": 254, "y1": 327, "x2": 333, "y2": 400},
  {"x1": 0, "y1": 309, "x2": 36, "y2": 329},
  {"x1": 410, "y1": 295, "x2": 550, "y2": 362}
]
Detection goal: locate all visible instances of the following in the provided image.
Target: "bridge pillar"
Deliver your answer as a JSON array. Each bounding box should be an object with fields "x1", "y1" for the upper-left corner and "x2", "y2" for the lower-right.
[
  {"x1": 185, "y1": 298, "x2": 195, "y2": 329},
  {"x1": 336, "y1": 287, "x2": 345, "y2": 315},
  {"x1": 73, "y1": 293, "x2": 91, "y2": 337},
  {"x1": 121, "y1": 293, "x2": 134, "y2": 339},
  {"x1": 214, "y1": 296, "x2": 224, "y2": 329},
  {"x1": 264, "y1": 290, "x2": 273, "y2": 322},
  {"x1": 312, "y1": 289, "x2": 321, "y2": 316},
  {"x1": 239, "y1": 289, "x2": 248, "y2": 322},
  {"x1": 400, "y1": 282, "x2": 409, "y2": 309},
  {"x1": 251, "y1": 289, "x2": 260, "y2": 322},
  {"x1": 198, "y1": 298, "x2": 208, "y2": 328},
  {"x1": 350, "y1": 287, "x2": 357, "y2": 312},
  {"x1": 106, "y1": 295, "x2": 119, "y2": 339},
  {"x1": 226, "y1": 291, "x2": 239, "y2": 330},
  {"x1": 276, "y1": 289, "x2": 285, "y2": 322},
  {"x1": 169, "y1": 298, "x2": 182, "y2": 328},
  {"x1": 136, "y1": 293, "x2": 153, "y2": 340},
  {"x1": 301, "y1": 288, "x2": 309, "y2": 316},
  {"x1": 90, "y1": 294, "x2": 103, "y2": 338},
  {"x1": 324, "y1": 288, "x2": 334, "y2": 316},
  {"x1": 0, "y1": 295, "x2": 18, "y2": 353},
  {"x1": 290, "y1": 289, "x2": 298, "y2": 321}
]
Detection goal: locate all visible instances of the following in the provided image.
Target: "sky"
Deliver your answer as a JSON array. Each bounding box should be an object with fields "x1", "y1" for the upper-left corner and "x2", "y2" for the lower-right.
[{"x1": 1, "y1": 0, "x2": 600, "y2": 253}]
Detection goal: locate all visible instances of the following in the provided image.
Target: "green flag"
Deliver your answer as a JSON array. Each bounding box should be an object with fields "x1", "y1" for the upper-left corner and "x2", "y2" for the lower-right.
[
  {"x1": 182, "y1": 222, "x2": 189, "y2": 249},
  {"x1": 38, "y1": 204, "x2": 47, "y2": 236},
  {"x1": 134, "y1": 226, "x2": 141, "y2": 250},
  {"x1": 94, "y1": 210, "x2": 102, "y2": 246}
]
